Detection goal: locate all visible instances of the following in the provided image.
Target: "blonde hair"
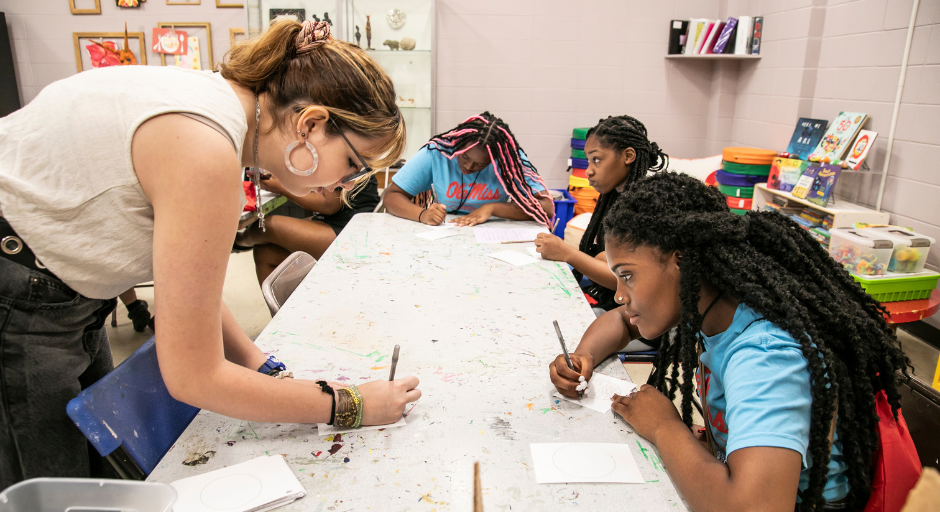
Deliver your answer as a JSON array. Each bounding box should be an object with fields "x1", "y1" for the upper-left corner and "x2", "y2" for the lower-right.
[{"x1": 220, "y1": 20, "x2": 405, "y2": 191}]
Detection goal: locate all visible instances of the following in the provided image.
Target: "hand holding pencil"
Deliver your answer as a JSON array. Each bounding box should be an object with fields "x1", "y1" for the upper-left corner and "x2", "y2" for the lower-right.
[{"x1": 548, "y1": 321, "x2": 595, "y2": 399}]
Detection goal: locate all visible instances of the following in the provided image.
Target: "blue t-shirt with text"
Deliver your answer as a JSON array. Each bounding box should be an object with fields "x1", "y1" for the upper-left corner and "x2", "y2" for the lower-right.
[
  {"x1": 698, "y1": 303, "x2": 849, "y2": 503},
  {"x1": 392, "y1": 144, "x2": 546, "y2": 214}
]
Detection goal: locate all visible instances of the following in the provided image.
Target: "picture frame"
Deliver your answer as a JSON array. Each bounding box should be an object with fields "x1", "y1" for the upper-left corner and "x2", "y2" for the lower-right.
[
  {"x1": 269, "y1": 8, "x2": 304, "y2": 23},
  {"x1": 156, "y1": 22, "x2": 213, "y2": 69},
  {"x1": 215, "y1": 0, "x2": 244, "y2": 7},
  {"x1": 69, "y1": 0, "x2": 101, "y2": 14},
  {"x1": 166, "y1": 0, "x2": 200, "y2": 5},
  {"x1": 229, "y1": 27, "x2": 246, "y2": 49},
  {"x1": 73, "y1": 31, "x2": 147, "y2": 72}
]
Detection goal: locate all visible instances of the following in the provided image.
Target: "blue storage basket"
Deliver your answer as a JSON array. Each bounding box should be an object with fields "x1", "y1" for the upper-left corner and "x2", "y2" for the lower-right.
[
  {"x1": 570, "y1": 138, "x2": 586, "y2": 150},
  {"x1": 552, "y1": 189, "x2": 577, "y2": 238},
  {"x1": 715, "y1": 169, "x2": 767, "y2": 187}
]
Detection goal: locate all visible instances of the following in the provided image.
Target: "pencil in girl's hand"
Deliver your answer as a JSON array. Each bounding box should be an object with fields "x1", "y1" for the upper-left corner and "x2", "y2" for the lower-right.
[
  {"x1": 553, "y1": 320, "x2": 582, "y2": 397},
  {"x1": 388, "y1": 345, "x2": 400, "y2": 381},
  {"x1": 500, "y1": 239, "x2": 536, "y2": 244}
]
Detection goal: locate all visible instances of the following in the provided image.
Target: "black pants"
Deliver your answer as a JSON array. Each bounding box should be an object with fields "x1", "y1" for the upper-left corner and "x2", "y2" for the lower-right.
[{"x1": 0, "y1": 256, "x2": 116, "y2": 490}]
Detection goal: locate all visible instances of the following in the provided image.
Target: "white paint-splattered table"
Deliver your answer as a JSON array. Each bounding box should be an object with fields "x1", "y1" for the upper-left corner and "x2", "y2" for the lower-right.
[{"x1": 148, "y1": 214, "x2": 687, "y2": 511}]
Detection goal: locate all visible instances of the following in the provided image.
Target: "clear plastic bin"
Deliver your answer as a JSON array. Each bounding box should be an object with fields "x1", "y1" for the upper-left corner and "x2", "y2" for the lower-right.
[
  {"x1": 861, "y1": 227, "x2": 935, "y2": 274},
  {"x1": 828, "y1": 228, "x2": 894, "y2": 276},
  {"x1": 0, "y1": 478, "x2": 176, "y2": 512}
]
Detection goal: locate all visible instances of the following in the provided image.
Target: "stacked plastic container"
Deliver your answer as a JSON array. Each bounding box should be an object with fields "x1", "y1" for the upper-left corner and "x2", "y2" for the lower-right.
[
  {"x1": 828, "y1": 226, "x2": 939, "y2": 302},
  {"x1": 717, "y1": 147, "x2": 777, "y2": 215},
  {"x1": 568, "y1": 127, "x2": 599, "y2": 215}
]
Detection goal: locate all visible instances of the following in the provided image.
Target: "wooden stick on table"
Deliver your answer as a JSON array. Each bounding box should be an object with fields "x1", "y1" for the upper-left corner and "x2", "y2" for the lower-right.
[{"x1": 474, "y1": 461, "x2": 484, "y2": 512}]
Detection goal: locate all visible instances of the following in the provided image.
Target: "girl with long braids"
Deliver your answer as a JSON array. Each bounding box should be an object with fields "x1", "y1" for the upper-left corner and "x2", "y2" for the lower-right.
[
  {"x1": 549, "y1": 172, "x2": 912, "y2": 510},
  {"x1": 535, "y1": 116, "x2": 667, "y2": 318},
  {"x1": 384, "y1": 112, "x2": 554, "y2": 228}
]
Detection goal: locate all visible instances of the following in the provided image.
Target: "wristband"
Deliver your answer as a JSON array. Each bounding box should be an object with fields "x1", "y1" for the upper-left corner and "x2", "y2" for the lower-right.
[
  {"x1": 418, "y1": 209, "x2": 426, "y2": 223},
  {"x1": 316, "y1": 380, "x2": 337, "y2": 426}
]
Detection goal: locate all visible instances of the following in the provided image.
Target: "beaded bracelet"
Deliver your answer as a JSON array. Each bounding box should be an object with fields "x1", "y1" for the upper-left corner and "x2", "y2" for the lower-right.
[
  {"x1": 315, "y1": 380, "x2": 336, "y2": 426},
  {"x1": 334, "y1": 385, "x2": 364, "y2": 429}
]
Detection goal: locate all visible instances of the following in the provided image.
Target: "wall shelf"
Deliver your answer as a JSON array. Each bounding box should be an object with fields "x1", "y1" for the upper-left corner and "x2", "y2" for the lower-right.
[
  {"x1": 751, "y1": 184, "x2": 890, "y2": 229},
  {"x1": 665, "y1": 54, "x2": 761, "y2": 60}
]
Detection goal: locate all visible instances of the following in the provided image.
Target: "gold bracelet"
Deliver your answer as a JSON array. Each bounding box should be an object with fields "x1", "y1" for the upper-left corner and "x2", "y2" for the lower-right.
[{"x1": 348, "y1": 385, "x2": 363, "y2": 429}]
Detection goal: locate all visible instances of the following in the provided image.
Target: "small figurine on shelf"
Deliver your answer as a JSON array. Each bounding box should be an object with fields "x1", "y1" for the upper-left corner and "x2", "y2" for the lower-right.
[
  {"x1": 400, "y1": 37, "x2": 416, "y2": 50},
  {"x1": 323, "y1": 12, "x2": 332, "y2": 25},
  {"x1": 383, "y1": 39, "x2": 400, "y2": 50},
  {"x1": 366, "y1": 15, "x2": 373, "y2": 50},
  {"x1": 311, "y1": 13, "x2": 320, "y2": 22},
  {"x1": 355, "y1": 25, "x2": 361, "y2": 47}
]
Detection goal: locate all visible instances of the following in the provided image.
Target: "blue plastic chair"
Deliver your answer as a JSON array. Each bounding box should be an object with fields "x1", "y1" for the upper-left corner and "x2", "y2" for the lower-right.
[{"x1": 66, "y1": 336, "x2": 200, "y2": 479}]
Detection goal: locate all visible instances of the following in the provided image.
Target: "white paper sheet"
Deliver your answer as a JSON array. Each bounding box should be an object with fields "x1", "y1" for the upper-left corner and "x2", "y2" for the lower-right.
[
  {"x1": 171, "y1": 455, "x2": 305, "y2": 512},
  {"x1": 529, "y1": 443, "x2": 644, "y2": 484},
  {"x1": 553, "y1": 373, "x2": 637, "y2": 413},
  {"x1": 415, "y1": 230, "x2": 461, "y2": 240},
  {"x1": 528, "y1": 247, "x2": 544, "y2": 259},
  {"x1": 473, "y1": 227, "x2": 548, "y2": 244},
  {"x1": 486, "y1": 251, "x2": 539, "y2": 266},
  {"x1": 316, "y1": 415, "x2": 406, "y2": 435}
]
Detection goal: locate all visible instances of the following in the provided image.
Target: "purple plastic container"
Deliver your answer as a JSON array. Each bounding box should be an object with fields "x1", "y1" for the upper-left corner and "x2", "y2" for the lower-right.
[{"x1": 715, "y1": 169, "x2": 767, "y2": 187}]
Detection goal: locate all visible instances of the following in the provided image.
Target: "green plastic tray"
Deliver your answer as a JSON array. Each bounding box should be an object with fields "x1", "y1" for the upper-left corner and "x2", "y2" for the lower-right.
[
  {"x1": 852, "y1": 271, "x2": 940, "y2": 302},
  {"x1": 572, "y1": 127, "x2": 590, "y2": 140},
  {"x1": 730, "y1": 208, "x2": 749, "y2": 216},
  {"x1": 571, "y1": 149, "x2": 586, "y2": 159},
  {"x1": 721, "y1": 161, "x2": 772, "y2": 176},
  {"x1": 718, "y1": 183, "x2": 755, "y2": 198}
]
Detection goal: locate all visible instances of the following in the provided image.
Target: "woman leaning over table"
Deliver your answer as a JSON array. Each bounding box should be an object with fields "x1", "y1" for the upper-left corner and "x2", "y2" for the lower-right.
[{"x1": 0, "y1": 21, "x2": 419, "y2": 488}]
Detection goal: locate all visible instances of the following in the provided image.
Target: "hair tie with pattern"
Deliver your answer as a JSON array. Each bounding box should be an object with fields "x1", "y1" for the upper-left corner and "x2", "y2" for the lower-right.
[{"x1": 295, "y1": 20, "x2": 333, "y2": 56}]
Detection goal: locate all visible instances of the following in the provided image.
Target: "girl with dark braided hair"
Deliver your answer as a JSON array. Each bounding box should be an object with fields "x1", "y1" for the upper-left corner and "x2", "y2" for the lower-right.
[
  {"x1": 549, "y1": 172, "x2": 912, "y2": 511},
  {"x1": 535, "y1": 115, "x2": 667, "y2": 317},
  {"x1": 384, "y1": 112, "x2": 554, "y2": 228}
]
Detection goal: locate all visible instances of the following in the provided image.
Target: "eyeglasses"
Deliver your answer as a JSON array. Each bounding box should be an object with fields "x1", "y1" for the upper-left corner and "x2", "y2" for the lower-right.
[{"x1": 329, "y1": 117, "x2": 373, "y2": 184}]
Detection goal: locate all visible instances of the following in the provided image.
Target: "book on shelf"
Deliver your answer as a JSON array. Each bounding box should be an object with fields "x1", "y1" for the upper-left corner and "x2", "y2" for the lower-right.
[
  {"x1": 734, "y1": 16, "x2": 752, "y2": 55},
  {"x1": 712, "y1": 17, "x2": 738, "y2": 54},
  {"x1": 684, "y1": 19, "x2": 706, "y2": 55},
  {"x1": 767, "y1": 157, "x2": 809, "y2": 192},
  {"x1": 805, "y1": 164, "x2": 842, "y2": 207},
  {"x1": 721, "y1": 25, "x2": 738, "y2": 53},
  {"x1": 786, "y1": 117, "x2": 829, "y2": 160},
  {"x1": 750, "y1": 16, "x2": 763, "y2": 55},
  {"x1": 693, "y1": 20, "x2": 715, "y2": 54},
  {"x1": 701, "y1": 20, "x2": 723, "y2": 54},
  {"x1": 791, "y1": 165, "x2": 820, "y2": 199},
  {"x1": 808, "y1": 112, "x2": 868, "y2": 162},
  {"x1": 669, "y1": 20, "x2": 689, "y2": 54},
  {"x1": 845, "y1": 130, "x2": 878, "y2": 170}
]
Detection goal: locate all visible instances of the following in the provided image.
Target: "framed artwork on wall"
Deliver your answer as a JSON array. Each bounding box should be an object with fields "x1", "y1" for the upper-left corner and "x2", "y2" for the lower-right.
[
  {"x1": 269, "y1": 9, "x2": 304, "y2": 23},
  {"x1": 229, "y1": 27, "x2": 246, "y2": 49},
  {"x1": 69, "y1": 0, "x2": 101, "y2": 14},
  {"x1": 156, "y1": 22, "x2": 213, "y2": 69},
  {"x1": 215, "y1": 0, "x2": 244, "y2": 7},
  {"x1": 166, "y1": 0, "x2": 200, "y2": 5},
  {"x1": 73, "y1": 31, "x2": 146, "y2": 72}
]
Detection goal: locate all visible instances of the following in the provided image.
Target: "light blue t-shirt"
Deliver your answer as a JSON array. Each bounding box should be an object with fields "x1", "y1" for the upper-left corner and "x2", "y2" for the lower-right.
[
  {"x1": 697, "y1": 303, "x2": 849, "y2": 503},
  {"x1": 392, "y1": 144, "x2": 546, "y2": 214}
]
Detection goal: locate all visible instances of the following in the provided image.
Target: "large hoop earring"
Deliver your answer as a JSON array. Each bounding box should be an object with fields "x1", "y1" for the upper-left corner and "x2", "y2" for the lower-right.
[{"x1": 285, "y1": 136, "x2": 318, "y2": 176}]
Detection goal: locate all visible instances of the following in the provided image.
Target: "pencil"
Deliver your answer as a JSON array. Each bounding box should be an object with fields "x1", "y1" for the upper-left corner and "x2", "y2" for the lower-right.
[
  {"x1": 473, "y1": 461, "x2": 484, "y2": 512},
  {"x1": 388, "y1": 344, "x2": 400, "y2": 381},
  {"x1": 553, "y1": 320, "x2": 582, "y2": 397},
  {"x1": 500, "y1": 239, "x2": 536, "y2": 244}
]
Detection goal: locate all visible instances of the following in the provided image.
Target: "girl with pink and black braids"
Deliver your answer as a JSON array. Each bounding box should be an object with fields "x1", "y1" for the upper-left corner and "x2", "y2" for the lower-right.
[{"x1": 384, "y1": 111, "x2": 555, "y2": 228}]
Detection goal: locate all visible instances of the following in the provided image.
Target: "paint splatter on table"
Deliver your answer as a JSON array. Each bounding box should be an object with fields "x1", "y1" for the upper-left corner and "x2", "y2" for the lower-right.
[{"x1": 148, "y1": 214, "x2": 688, "y2": 510}]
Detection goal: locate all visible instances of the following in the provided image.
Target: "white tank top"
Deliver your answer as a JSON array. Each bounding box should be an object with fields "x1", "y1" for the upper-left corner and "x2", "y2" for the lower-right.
[{"x1": 0, "y1": 66, "x2": 248, "y2": 299}]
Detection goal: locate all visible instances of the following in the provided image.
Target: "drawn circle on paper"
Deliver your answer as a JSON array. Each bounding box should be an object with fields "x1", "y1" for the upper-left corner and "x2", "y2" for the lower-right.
[
  {"x1": 199, "y1": 474, "x2": 263, "y2": 510},
  {"x1": 551, "y1": 444, "x2": 617, "y2": 479}
]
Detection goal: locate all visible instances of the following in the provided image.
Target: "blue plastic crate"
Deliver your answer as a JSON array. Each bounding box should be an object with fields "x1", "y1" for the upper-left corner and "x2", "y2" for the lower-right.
[
  {"x1": 570, "y1": 138, "x2": 586, "y2": 150},
  {"x1": 552, "y1": 189, "x2": 577, "y2": 238}
]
